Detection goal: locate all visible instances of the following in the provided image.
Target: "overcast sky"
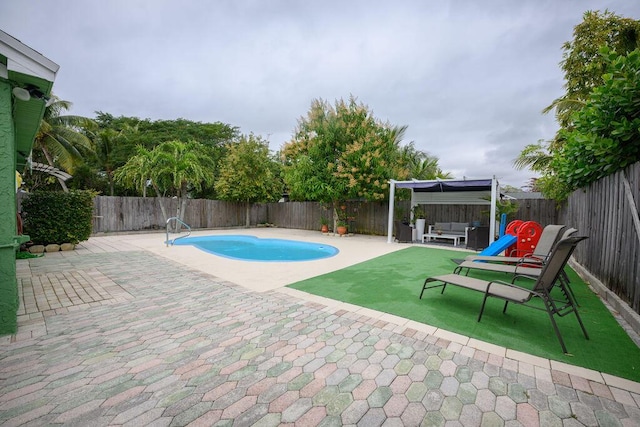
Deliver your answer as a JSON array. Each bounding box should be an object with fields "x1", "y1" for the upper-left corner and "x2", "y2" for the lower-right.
[{"x1": 2, "y1": 1, "x2": 637, "y2": 189}]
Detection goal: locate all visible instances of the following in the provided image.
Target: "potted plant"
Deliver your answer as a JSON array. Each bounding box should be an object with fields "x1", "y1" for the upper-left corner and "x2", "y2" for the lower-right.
[
  {"x1": 320, "y1": 217, "x2": 329, "y2": 233},
  {"x1": 482, "y1": 196, "x2": 519, "y2": 238},
  {"x1": 335, "y1": 203, "x2": 350, "y2": 235},
  {"x1": 336, "y1": 220, "x2": 348, "y2": 235},
  {"x1": 412, "y1": 205, "x2": 427, "y2": 241}
]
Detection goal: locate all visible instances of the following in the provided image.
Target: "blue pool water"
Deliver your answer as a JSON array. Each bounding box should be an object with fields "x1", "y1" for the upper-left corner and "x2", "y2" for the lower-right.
[{"x1": 173, "y1": 235, "x2": 339, "y2": 262}]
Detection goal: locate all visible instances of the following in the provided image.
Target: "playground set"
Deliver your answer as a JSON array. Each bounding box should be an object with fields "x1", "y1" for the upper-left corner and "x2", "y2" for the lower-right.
[{"x1": 477, "y1": 216, "x2": 544, "y2": 258}]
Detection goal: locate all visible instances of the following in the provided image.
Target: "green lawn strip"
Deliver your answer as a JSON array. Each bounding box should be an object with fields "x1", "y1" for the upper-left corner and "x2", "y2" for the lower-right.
[{"x1": 288, "y1": 246, "x2": 640, "y2": 382}]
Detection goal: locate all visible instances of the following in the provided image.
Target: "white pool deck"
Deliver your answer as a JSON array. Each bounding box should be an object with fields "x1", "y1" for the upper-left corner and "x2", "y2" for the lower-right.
[{"x1": 116, "y1": 228, "x2": 419, "y2": 292}]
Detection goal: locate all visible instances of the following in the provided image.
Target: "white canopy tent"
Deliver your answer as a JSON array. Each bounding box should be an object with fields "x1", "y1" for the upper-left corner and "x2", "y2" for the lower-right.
[{"x1": 387, "y1": 177, "x2": 499, "y2": 244}]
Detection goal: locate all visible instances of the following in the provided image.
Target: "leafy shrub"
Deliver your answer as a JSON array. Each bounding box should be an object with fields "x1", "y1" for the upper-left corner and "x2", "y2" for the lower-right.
[
  {"x1": 22, "y1": 190, "x2": 94, "y2": 245},
  {"x1": 553, "y1": 48, "x2": 640, "y2": 195}
]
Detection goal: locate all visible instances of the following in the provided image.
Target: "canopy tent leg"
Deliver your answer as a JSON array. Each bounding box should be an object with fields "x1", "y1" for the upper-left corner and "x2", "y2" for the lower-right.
[{"x1": 387, "y1": 180, "x2": 396, "y2": 243}]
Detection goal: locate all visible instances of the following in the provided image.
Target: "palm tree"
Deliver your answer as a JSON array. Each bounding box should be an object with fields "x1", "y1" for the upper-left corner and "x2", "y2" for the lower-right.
[
  {"x1": 89, "y1": 127, "x2": 136, "y2": 196},
  {"x1": 513, "y1": 140, "x2": 553, "y2": 172},
  {"x1": 413, "y1": 157, "x2": 452, "y2": 180},
  {"x1": 115, "y1": 140, "x2": 215, "y2": 224},
  {"x1": 542, "y1": 96, "x2": 587, "y2": 129},
  {"x1": 397, "y1": 141, "x2": 452, "y2": 180},
  {"x1": 33, "y1": 95, "x2": 96, "y2": 191}
]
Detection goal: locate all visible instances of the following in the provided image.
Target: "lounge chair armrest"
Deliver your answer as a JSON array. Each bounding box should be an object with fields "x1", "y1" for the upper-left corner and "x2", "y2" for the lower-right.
[
  {"x1": 486, "y1": 279, "x2": 541, "y2": 298},
  {"x1": 485, "y1": 279, "x2": 515, "y2": 290},
  {"x1": 511, "y1": 274, "x2": 536, "y2": 284},
  {"x1": 515, "y1": 257, "x2": 544, "y2": 267},
  {"x1": 517, "y1": 254, "x2": 546, "y2": 264}
]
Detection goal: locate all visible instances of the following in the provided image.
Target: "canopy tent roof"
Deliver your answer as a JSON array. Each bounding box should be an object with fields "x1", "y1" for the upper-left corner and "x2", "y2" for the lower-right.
[
  {"x1": 395, "y1": 178, "x2": 492, "y2": 192},
  {"x1": 387, "y1": 177, "x2": 500, "y2": 243}
]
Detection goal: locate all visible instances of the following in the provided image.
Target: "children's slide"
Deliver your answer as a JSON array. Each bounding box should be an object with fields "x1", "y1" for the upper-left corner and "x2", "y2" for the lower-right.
[{"x1": 476, "y1": 234, "x2": 517, "y2": 256}]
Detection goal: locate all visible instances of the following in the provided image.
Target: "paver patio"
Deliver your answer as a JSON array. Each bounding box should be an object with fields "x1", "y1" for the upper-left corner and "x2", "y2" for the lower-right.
[{"x1": 1, "y1": 233, "x2": 639, "y2": 426}]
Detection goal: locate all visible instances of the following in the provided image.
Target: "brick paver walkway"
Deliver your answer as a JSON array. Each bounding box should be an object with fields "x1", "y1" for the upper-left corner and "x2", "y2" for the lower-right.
[{"x1": 1, "y1": 241, "x2": 639, "y2": 426}]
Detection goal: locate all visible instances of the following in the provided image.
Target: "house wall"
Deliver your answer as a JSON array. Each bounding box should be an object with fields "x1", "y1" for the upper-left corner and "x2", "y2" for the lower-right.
[{"x1": 0, "y1": 81, "x2": 19, "y2": 334}]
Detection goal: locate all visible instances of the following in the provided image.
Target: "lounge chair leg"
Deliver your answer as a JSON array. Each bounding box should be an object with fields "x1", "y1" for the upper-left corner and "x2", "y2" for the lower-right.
[
  {"x1": 420, "y1": 279, "x2": 446, "y2": 299},
  {"x1": 558, "y1": 281, "x2": 589, "y2": 340},
  {"x1": 502, "y1": 301, "x2": 509, "y2": 314},
  {"x1": 573, "y1": 307, "x2": 590, "y2": 340},
  {"x1": 478, "y1": 294, "x2": 489, "y2": 322},
  {"x1": 544, "y1": 299, "x2": 569, "y2": 354},
  {"x1": 558, "y1": 271, "x2": 579, "y2": 306}
]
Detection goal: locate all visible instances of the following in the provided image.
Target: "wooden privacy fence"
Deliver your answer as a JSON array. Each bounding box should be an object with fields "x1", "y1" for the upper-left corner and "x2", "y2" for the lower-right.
[
  {"x1": 92, "y1": 197, "x2": 266, "y2": 233},
  {"x1": 563, "y1": 162, "x2": 640, "y2": 314},
  {"x1": 92, "y1": 196, "x2": 560, "y2": 235}
]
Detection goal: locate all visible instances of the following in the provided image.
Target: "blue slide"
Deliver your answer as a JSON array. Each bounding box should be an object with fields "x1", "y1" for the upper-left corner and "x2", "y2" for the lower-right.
[{"x1": 476, "y1": 234, "x2": 517, "y2": 256}]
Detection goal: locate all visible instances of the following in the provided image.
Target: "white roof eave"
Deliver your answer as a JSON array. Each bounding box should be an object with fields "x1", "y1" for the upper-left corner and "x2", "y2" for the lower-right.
[{"x1": 0, "y1": 30, "x2": 59, "y2": 83}]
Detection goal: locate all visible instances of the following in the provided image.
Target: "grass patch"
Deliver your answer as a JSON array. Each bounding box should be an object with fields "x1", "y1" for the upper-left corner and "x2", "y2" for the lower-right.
[
  {"x1": 16, "y1": 251, "x2": 44, "y2": 259},
  {"x1": 288, "y1": 246, "x2": 640, "y2": 382}
]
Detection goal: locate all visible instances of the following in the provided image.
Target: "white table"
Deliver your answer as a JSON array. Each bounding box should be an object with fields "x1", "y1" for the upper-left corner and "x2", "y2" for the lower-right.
[{"x1": 422, "y1": 233, "x2": 463, "y2": 246}]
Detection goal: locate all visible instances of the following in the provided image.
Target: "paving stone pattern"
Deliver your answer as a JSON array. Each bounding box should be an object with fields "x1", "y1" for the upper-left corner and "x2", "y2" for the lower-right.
[{"x1": 1, "y1": 249, "x2": 640, "y2": 426}]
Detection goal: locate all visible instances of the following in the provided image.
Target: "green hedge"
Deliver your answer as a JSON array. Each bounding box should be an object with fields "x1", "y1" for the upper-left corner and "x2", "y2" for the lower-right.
[{"x1": 22, "y1": 191, "x2": 94, "y2": 245}]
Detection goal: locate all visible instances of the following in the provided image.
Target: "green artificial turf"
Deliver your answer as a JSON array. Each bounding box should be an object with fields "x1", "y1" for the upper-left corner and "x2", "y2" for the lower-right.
[{"x1": 288, "y1": 246, "x2": 640, "y2": 382}]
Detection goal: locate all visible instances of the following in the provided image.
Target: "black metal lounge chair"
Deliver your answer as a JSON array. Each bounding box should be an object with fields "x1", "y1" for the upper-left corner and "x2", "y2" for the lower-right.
[
  {"x1": 454, "y1": 228, "x2": 580, "y2": 304},
  {"x1": 420, "y1": 235, "x2": 589, "y2": 353}
]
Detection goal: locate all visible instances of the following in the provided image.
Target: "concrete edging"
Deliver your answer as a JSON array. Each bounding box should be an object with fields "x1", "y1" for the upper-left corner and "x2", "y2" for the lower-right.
[{"x1": 569, "y1": 258, "x2": 640, "y2": 338}]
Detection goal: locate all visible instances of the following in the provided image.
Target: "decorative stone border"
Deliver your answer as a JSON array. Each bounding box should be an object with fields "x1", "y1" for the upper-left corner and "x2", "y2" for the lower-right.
[{"x1": 28, "y1": 243, "x2": 76, "y2": 253}]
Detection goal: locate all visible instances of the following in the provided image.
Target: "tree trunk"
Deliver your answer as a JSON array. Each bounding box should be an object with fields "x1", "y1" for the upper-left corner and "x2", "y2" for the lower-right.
[
  {"x1": 107, "y1": 171, "x2": 114, "y2": 196},
  {"x1": 41, "y1": 146, "x2": 69, "y2": 192},
  {"x1": 152, "y1": 182, "x2": 169, "y2": 228},
  {"x1": 177, "y1": 197, "x2": 189, "y2": 232},
  {"x1": 245, "y1": 201, "x2": 251, "y2": 228},
  {"x1": 173, "y1": 184, "x2": 190, "y2": 232},
  {"x1": 157, "y1": 197, "x2": 172, "y2": 231},
  {"x1": 332, "y1": 201, "x2": 340, "y2": 232}
]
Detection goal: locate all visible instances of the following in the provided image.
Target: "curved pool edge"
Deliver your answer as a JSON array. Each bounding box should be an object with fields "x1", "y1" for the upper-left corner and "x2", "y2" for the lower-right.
[{"x1": 173, "y1": 234, "x2": 339, "y2": 262}]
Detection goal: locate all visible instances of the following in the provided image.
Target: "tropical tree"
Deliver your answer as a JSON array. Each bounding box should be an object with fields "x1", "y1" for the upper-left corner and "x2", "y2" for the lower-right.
[
  {"x1": 215, "y1": 134, "x2": 283, "y2": 227},
  {"x1": 114, "y1": 140, "x2": 215, "y2": 223},
  {"x1": 516, "y1": 10, "x2": 640, "y2": 199},
  {"x1": 94, "y1": 113, "x2": 239, "y2": 150},
  {"x1": 551, "y1": 48, "x2": 640, "y2": 195},
  {"x1": 94, "y1": 113, "x2": 237, "y2": 198},
  {"x1": 85, "y1": 128, "x2": 134, "y2": 196},
  {"x1": 513, "y1": 140, "x2": 553, "y2": 172},
  {"x1": 113, "y1": 145, "x2": 157, "y2": 194},
  {"x1": 282, "y1": 96, "x2": 424, "y2": 228},
  {"x1": 545, "y1": 10, "x2": 640, "y2": 133},
  {"x1": 31, "y1": 95, "x2": 96, "y2": 191}
]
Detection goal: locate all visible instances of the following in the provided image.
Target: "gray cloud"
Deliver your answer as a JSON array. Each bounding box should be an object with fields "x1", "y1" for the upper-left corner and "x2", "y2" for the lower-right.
[{"x1": 2, "y1": 0, "x2": 636, "y2": 189}]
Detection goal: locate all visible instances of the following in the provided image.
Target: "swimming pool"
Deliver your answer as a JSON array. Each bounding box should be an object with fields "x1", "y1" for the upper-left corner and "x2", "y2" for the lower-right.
[{"x1": 173, "y1": 235, "x2": 339, "y2": 262}]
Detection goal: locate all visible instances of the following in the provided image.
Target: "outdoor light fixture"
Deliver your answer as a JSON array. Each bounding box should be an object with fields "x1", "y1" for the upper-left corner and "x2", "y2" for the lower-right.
[
  {"x1": 12, "y1": 86, "x2": 31, "y2": 101},
  {"x1": 12, "y1": 84, "x2": 51, "y2": 105}
]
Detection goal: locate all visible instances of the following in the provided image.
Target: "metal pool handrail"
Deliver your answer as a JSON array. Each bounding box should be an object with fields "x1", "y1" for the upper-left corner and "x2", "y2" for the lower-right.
[{"x1": 166, "y1": 217, "x2": 191, "y2": 247}]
